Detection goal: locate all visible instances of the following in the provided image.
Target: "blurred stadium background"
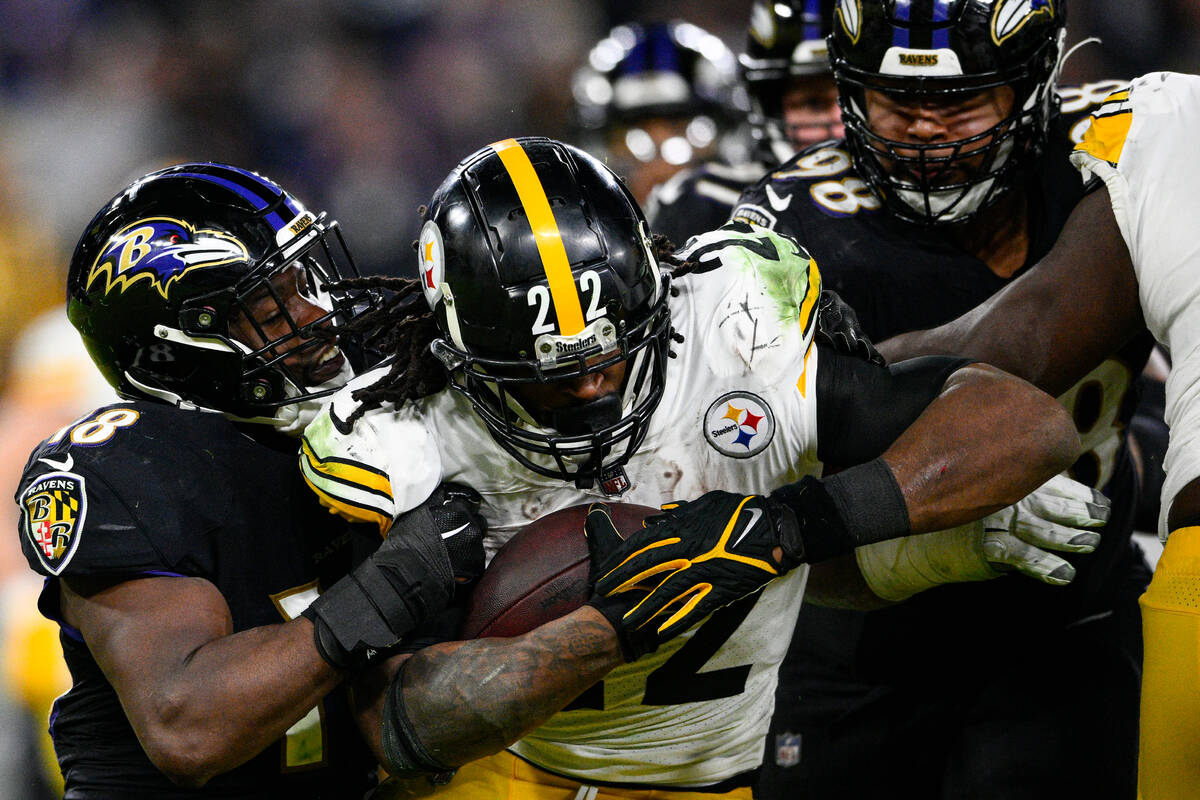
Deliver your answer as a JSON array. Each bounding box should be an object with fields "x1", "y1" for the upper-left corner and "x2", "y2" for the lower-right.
[{"x1": 0, "y1": 1, "x2": 1196, "y2": 796}]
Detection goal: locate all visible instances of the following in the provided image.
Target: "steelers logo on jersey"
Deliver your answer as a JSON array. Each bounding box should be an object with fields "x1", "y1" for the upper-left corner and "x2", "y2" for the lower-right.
[
  {"x1": 704, "y1": 391, "x2": 776, "y2": 458},
  {"x1": 21, "y1": 471, "x2": 88, "y2": 575}
]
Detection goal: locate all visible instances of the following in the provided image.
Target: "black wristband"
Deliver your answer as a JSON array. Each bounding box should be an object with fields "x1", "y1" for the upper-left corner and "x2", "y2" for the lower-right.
[
  {"x1": 770, "y1": 458, "x2": 910, "y2": 563},
  {"x1": 822, "y1": 457, "x2": 911, "y2": 547},
  {"x1": 381, "y1": 660, "x2": 457, "y2": 780}
]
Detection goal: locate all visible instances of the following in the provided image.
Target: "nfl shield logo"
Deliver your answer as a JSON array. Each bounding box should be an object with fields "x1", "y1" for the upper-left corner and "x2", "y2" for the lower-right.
[
  {"x1": 599, "y1": 465, "x2": 631, "y2": 497},
  {"x1": 775, "y1": 732, "x2": 802, "y2": 768}
]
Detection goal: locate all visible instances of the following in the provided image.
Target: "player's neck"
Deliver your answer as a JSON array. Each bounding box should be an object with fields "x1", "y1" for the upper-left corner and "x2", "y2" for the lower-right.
[{"x1": 947, "y1": 191, "x2": 1029, "y2": 279}]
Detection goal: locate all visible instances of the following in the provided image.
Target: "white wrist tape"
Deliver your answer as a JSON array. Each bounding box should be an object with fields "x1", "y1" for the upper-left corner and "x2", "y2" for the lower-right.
[{"x1": 854, "y1": 522, "x2": 1001, "y2": 602}]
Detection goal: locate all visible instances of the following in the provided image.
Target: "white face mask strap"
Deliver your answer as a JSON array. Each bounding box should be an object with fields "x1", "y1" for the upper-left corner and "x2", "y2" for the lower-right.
[
  {"x1": 440, "y1": 284, "x2": 466, "y2": 350},
  {"x1": 638, "y1": 221, "x2": 662, "y2": 302},
  {"x1": 477, "y1": 375, "x2": 542, "y2": 430},
  {"x1": 622, "y1": 347, "x2": 652, "y2": 410},
  {"x1": 152, "y1": 324, "x2": 238, "y2": 354}
]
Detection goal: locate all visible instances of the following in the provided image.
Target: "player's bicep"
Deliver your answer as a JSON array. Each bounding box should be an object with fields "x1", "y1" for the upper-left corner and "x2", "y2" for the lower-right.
[
  {"x1": 815, "y1": 347, "x2": 971, "y2": 466},
  {"x1": 60, "y1": 575, "x2": 233, "y2": 723},
  {"x1": 881, "y1": 187, "x2": 1143, "y2": 396}
]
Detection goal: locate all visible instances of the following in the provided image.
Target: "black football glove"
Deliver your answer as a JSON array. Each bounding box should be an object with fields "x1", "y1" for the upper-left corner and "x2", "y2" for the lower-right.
[
  {"x1": 303, "y1": 482, "x2": 487, "y2": 670},
  {"x1": 588, "y1": 492, "x2": 805, "y2": 659},
  {"x1": 816, "y1": 289, "x2": 885, "y2": 367},
  {"x1": 583, "y1": 503, "x2": 654, "y2": 661},
  {"x1": 392, "y1": 483, "x2": 489, "y2": 656}
]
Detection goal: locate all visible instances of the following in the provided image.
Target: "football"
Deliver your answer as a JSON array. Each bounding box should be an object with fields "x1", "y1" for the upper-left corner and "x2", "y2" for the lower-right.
[{"x1": 459, "y1": 502, "x2": 657, "y2": 639}]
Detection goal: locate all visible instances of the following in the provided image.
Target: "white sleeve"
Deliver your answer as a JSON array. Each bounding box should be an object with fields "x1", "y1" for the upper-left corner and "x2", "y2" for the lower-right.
[
  {"x1": 298, "y1": 368, "x2": 442, "y2": 533},
  {"x1": 1070, "y1": 71, "x2": 1200, "y2": 536}
]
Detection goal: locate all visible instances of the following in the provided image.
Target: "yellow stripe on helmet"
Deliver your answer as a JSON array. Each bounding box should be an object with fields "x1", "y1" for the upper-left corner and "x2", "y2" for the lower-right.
[{"x1": 491, "y1": 138, "x2": 586, "y2": 336}]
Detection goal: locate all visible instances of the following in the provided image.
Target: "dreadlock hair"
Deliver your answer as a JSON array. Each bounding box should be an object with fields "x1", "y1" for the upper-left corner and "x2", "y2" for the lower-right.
[
  {"x1": 325, "y1": 274, "x2": 445, "y2": 425},
  {"x1": 328, "y1": 232, "x2": 691, "y2": 427}
]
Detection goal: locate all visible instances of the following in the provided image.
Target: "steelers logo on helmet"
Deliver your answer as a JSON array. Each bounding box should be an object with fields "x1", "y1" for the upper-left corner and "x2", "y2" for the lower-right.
[
  {"x1": 418, "y1": 219, "x2": 446, "y2": 308},
  {"x1": 421, "y1": 137, "x2": 672, "y2": 487},
  {"x1": 704, "y1": 391, "x2": 776, "y2": 458},
  {"x1": 87, "y1": 217, "x2": 249, "y2": 299}
]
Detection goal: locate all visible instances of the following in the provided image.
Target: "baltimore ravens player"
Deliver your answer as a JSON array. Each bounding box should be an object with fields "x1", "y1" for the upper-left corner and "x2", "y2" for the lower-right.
[
  {"x1": 648, "y1": 0, "x2": 841, "y2": 248},
  {"x1": 14, "y1": 163, "x2": 488, "y2": 797},
  {"x1": 569, "y1": 20, "x2": 747, "y2": 209},
  {"x1": 731, "y1": 2, "x2": 1149, "y2": 797},
  {"x1": 886, "y1": 69, "x2": 1200, "y2": 800},
  {"x1": 299, "y1": 136, "x2": 1106, "y2": 798}
]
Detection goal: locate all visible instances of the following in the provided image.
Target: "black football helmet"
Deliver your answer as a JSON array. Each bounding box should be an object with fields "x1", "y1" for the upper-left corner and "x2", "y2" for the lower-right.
[
  {"x1": 570, "y1": 21, "x2": 747, "y2": 182},
  {"x1": 418, "y1": 137, "x2": 671, "y2": 486},
  {"x1": 830, "y1": 0, "x2": 1066, "y2": 224},
  {"x1": 739, "y1": 0, "x2": 840, "y2": 161},
  {"x1": 67, "y1": 162, "x2": 380, "y2": 425}
]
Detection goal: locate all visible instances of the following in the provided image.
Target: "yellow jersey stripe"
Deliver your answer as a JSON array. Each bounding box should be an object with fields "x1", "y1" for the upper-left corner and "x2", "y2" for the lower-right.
[
  {"x1": 491, "y1": 138, "x2": 586, "y2": 336},
  {"x1": 797, "y1": 257, "x2": 822, "y2": 339},
  {"x1": 302, "y1": 472, "x2": 392, "y2": 534},
  {"x1": 1074, "y1": 108, "x2": 1133, "y2": 166},
  {"x1": 299, "y1": 438, "x2": 393, "y2": 499}
]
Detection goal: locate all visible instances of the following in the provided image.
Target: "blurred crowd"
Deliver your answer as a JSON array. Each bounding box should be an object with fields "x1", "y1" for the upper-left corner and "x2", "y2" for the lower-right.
[{"x1": 0, "y1": 1, "x2": 1198, "y2": 797}]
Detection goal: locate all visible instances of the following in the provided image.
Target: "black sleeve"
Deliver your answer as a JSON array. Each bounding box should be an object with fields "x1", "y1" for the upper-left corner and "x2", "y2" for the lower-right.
[{"x1": 815, "y1": 345, "x2": 974, "y2": 467}]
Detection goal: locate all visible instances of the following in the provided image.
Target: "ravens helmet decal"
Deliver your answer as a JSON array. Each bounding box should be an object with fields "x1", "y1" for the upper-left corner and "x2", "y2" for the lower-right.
[
  {"x1": 993, "y1": 0, "x2": 1056, "y2": 46},
  {"x1": 86, "y1": 217, "x2": 249, "y2": 299}
]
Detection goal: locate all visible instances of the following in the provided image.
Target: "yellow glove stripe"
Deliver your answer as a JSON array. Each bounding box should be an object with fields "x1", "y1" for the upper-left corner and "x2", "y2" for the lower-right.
[
  {"x1": 600, "y1": 537, "x2": 681, "y2": 579},
  {"x1": 689, "y1": 495, "x2": 780, "y2": 575},
  {"x1": 695, "y1": 548, "x2": 779, "y2": 575},
  {"x1": 657, "y1": 583, "x2": 712, "y2": 632},
  {"x1": 626, "y1": 582, "x2": 710, "y2": 628},
  {"x1": 607, "y1": 560, "x2": 691, "y2": 594}
]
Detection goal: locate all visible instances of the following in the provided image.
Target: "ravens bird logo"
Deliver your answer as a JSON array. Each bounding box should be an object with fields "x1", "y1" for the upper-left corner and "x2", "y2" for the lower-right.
[{"x1": 86, "y1": 216, "x2": 249, "y2": 298}]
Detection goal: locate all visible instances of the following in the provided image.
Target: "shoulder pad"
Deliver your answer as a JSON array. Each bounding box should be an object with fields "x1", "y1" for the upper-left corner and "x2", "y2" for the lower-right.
[
  {"x1": 675, "y1": 222, "x2": 822, "y2": 357},
  {"x1": 732, "y1": 143, "x2": 862, "y2": 229}
]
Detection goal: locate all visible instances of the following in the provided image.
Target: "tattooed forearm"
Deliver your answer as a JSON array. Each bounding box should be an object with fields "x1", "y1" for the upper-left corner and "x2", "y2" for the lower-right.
[{"x1": 398, "y1": 606, "x2": 622, "y2": 766}]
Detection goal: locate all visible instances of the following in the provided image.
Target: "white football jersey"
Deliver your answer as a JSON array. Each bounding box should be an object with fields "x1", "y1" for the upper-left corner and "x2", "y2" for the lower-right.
[
  {"x1": 1071, "y1": 71, "x2": 1200, "y2": 539},
  {"x1": 301, "y1": 223, "x2": 824, "y2": 786}
]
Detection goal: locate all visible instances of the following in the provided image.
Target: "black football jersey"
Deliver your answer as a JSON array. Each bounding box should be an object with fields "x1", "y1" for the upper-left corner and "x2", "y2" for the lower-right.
[
  {"x1": 645, "y1": 159, "x2": 771, "y2": 247},
  {"x1": 732, "y1": 83, "x2": 1152, "y2": 691},
  {"x1": 16, "y1": 401, "x2": 378, "y2": 798}
]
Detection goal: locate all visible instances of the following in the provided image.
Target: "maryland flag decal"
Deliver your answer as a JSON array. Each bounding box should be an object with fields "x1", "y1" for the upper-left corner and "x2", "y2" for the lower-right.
[{"x1": 22, "y1": 472, "x2": 87, "y2": 575}]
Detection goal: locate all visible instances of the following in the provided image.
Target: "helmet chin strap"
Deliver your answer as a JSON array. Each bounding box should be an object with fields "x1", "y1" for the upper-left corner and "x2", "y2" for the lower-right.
[
  {"x1": 125, "y1": 357, "x2": 355, "y2": 437},
  {"x1": 550, "y1": 393, "x2": 622, "y2": 437},
  {"x1": 549, "y1": 394, "x2": 622, "y2": 491}
]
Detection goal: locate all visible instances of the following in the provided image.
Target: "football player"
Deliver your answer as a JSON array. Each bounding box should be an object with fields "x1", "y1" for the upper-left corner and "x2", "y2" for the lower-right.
[
  {"x1": 299, "y1": 136, "x2": 1107, "y2": 798},
  {"x1": 730, "y1": 2, "x2": 1150, "y2": 797},
  {"x1": 648, "y1": 0, "x2": 840, "y2": 248},
  {"x1": 14, "y1": 163, "x2": 489, "y2": 797},
  {"x1": 885, "y1": 69, "x2": 1200, "y2": 800},
  {"x1": 569, "y1": 20, "x2": 749, "y2": 208}
]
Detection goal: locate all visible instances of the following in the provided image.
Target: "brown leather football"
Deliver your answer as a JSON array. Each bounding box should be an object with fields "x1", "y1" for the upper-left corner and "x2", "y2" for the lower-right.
[{"x1": 459, "y1": 502, "x2": 657, "y2": 639}]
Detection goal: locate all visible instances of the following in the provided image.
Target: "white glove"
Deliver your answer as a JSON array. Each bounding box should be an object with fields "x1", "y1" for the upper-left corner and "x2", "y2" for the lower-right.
[
  {"x1": 980, "y1": 473, "x2": 1109, "y2": 585},
  {"x1": 856, "y1": 474, "x2": 1110, "y2": 602}
]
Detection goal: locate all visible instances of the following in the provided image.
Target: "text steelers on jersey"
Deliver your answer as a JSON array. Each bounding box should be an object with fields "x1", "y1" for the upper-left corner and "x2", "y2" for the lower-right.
[
  {"x1": 21, "y1": 471, "x2": 88, "y2": 575},
  {"x1": 704, "y1": 391, "x2": 776, "y2": 458}
]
